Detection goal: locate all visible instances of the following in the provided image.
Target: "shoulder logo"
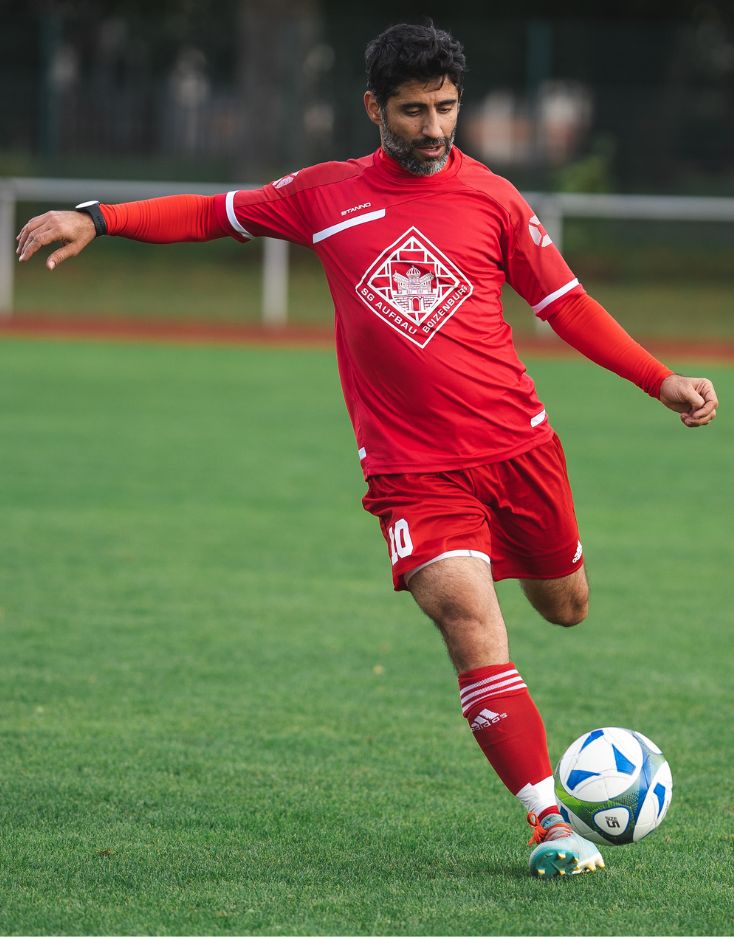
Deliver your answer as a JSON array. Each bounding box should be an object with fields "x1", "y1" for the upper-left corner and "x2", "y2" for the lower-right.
[
  {"x1": 528, "y1": 214, "x2": 552, "y2": 247},
  {"x1": 272, "y1": 170, "x2": 300, "y2": 189},
  {"x1": 341, "y1": 201, "x2": 372, "y2": 217},
  {"x1": 355, "y1": 227, "x2": 473, "y2": 349}
]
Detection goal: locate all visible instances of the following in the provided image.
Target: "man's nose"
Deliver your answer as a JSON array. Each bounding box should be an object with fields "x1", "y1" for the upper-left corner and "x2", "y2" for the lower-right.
[{"x1": 422, "y1": 110, "x2": 443, "y2": 138}]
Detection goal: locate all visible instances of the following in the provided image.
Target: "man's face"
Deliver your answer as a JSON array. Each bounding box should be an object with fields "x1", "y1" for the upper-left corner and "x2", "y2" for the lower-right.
[{"x1": 364, "y1": 78, "x2": 460, "y2": 176}]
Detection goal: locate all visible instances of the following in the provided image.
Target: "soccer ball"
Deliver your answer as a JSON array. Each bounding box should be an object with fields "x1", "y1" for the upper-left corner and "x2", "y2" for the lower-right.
[{"x1": 554, "y1": 727, "x2": 673, "y2": 845}]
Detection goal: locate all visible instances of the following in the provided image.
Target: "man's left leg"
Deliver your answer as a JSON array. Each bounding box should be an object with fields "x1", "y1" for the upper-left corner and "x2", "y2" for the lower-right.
[{"x1": 519, "y1": 567, "x2": 589, "y2": 627}]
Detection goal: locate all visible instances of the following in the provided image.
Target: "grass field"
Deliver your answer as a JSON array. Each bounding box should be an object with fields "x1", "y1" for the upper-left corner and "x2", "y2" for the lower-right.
[{"x1": 1, "y1": 338, "x2": 732, "y2": 935}]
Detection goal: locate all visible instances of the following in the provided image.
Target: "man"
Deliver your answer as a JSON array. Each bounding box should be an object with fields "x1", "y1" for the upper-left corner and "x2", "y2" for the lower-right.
[{"x1": 16, "y1": 22, "x2": 717, "y2": 878}]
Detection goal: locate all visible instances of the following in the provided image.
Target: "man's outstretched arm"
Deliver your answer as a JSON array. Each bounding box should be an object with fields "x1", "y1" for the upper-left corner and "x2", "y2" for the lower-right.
[
  {"x1": 546, "y1": 293, "x2": 718, "y2": 428},
  {"x1": 16, "y1": 195, "x2": 228, "y2": 270}
]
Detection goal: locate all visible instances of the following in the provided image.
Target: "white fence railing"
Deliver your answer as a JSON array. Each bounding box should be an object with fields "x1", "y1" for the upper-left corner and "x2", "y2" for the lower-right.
[
  {"x1": 2, "y1": 177, "x2": 734, "y2": 325},
  {"x1": 0, "y1": 177, "x2": 288, "y2": 325}
]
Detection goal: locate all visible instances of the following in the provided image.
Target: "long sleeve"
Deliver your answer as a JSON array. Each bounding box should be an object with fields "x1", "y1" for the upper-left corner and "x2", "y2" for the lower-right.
[
  {"x1": 99, "y1": 195, "x2": 228, "y2": 243},
  {"x1": 546, "y1": 293, "x2": 673, "y2": 398}
]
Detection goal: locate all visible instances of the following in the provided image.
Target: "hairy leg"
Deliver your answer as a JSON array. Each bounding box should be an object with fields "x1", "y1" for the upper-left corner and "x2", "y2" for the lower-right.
[
  {"x1": 520, "y1": 566, "x2": 589, "y2": 627},
  {"x1": 407, "y1": 555, "x2": 562, "y2": 822},
  {"x1": 406, "y1": 556, "x2": 508, "y2": 670}
]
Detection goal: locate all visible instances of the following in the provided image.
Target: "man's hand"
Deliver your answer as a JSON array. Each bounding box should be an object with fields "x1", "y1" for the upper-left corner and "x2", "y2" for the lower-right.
[
  {"x1": 16, "y1": 210, "x2": 97, "y2": 270},
  {"x1": 659, "y1": 374, "x2": 718, "y2": 428}
]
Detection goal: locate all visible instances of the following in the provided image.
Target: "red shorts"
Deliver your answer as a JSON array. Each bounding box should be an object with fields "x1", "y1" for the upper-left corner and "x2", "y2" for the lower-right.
[{"x1": 362, "y1": 434, "x2": 583, "y2": 591}]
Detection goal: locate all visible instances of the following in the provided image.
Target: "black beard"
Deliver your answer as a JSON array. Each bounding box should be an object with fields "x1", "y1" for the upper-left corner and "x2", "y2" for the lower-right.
[{"x1": 380, "y1": 118, "x2": 455, "y2": 176}]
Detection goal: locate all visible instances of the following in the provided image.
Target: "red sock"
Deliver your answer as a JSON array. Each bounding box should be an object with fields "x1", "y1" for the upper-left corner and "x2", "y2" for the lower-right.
[{"x1": 459, "y1": 662, "x2": 556, "y2": 814}]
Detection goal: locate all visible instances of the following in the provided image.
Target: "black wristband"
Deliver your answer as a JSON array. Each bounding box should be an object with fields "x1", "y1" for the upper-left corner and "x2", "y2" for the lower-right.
[{"x1": 75, "y1": 200, "x2": 107, "y2": 237}]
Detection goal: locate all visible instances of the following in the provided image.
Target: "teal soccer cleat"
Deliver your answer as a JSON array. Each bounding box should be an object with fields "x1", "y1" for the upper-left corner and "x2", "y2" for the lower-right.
[{"x1": 527, "y1": 812, "x2": 605, "y2": 878}]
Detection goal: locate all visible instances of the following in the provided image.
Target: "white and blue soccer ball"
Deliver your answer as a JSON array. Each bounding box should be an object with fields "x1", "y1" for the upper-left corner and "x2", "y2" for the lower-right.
[{"x1": 554, "y1": 727, "x2": 673, "y2": 845}]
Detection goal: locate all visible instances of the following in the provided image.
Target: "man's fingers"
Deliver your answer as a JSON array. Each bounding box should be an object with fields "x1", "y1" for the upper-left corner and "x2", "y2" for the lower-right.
[
  {"x1": 689, "y1": 391, "x2": 705, "y2": 410},
  {"x1": 16, "y1": 214, "x2": 53, "y2": 256},
  {"x1": 17, "y1": 222, "x2": 58, "y2": 261},
  {"x1": 678, "y1": 384, "x2": 705, "y2": 411},
  {"x1": 16, "y1": 213, "x2": 46, "y2": 240},
  {"x1": 696, "y1": 381, "x2": 719, "y2": 413},
  {"x1": 16, "y1": 224, "x2": 35, "y2": 257},
  {"x1": 17, "y1": 219, "x2": 65, "y2": 260},
  {"x1": 46, "y1": 240, "x2": 82, "y2": 270},
  {"x1": 686, "y1": 381, "x2": 718, "y2": 420},
  {"x1": 691, "y1": 402, "x2": 715, "y2": 419},
  {"x1": 681, "y1": 407, "x2": 717, "y2": 428}
]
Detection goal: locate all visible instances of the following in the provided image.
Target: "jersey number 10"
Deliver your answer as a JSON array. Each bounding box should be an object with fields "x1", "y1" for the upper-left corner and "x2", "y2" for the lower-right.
[{"x1": 388, "y1": 518, "x2": 414, "y2": 566}]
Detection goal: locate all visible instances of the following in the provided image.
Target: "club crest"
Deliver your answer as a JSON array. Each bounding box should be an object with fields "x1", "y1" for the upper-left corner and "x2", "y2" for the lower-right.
[{"x1": 355, "y1": 227, "x2": 473, "y2": 348}]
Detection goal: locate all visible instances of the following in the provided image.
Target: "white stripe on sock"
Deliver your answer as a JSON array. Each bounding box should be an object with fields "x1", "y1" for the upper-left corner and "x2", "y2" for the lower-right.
[
  {"x1": 461, "y1": 682, "x2": 527, "y2": 715},
  {"x1": 460, "y1": 669, "x2": 518, "y2": 700},
  {"x1": 461, "y1": 674, "x2": 525, "y2": 705}
]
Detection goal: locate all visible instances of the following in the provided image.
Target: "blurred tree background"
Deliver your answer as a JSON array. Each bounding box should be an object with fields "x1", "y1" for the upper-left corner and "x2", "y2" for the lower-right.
[
  {"x1": 3, "y1": 0, "x2": 733, "y2": 335},
  {"x1": 2, "y1": 0, "x2": 733, "y2": 192}
]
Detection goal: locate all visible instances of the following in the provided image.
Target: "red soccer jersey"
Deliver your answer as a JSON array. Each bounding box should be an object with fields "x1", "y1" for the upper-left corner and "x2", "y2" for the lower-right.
[{"x1": 213, "y1": 147, "x2": 584, "y2": 476}]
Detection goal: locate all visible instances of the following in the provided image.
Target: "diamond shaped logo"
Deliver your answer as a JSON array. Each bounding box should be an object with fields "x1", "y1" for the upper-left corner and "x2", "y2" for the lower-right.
[
  {"x1": 528, "y1": 214, "x2": 552, "y2": 247},
  {"x1": 355, "y1": 227, "x2": 473, "y2": 348}
]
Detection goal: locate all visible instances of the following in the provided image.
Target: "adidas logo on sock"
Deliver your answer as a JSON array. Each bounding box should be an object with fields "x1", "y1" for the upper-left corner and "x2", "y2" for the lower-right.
[{"x1": 470, "y1": 707, "x2": 508, "y2": 731}]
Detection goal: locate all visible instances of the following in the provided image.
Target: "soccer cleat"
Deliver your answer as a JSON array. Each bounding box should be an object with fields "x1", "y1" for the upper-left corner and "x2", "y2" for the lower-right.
[{"x1": 527, "y1": 812, "x2": 605, "y2": 878}]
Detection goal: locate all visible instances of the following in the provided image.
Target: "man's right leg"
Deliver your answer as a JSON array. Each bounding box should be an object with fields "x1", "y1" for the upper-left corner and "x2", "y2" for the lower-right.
[
  {"x1": 406, "y1": 554, "x2": 604, "y2": 877},
  {"x1": 406, "y1": 554, "x2": 558, "y2": 808}
]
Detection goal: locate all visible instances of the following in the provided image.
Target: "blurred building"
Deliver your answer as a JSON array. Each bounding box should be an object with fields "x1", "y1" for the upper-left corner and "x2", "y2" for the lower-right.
[
  {"x1": 0, "y1": 1, "x2": 733, "y2": 192},
  {"x1": 463, "y1": 82, "x2": 593, "y2": 167}
]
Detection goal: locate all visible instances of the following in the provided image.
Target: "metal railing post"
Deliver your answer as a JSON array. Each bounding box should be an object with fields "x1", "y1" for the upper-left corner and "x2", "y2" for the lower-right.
[
  {"x1": 262, "y1": 237, "x2": 289, "y2": 327},
  {"x1": 0, "y1": 182, "x2": 15, "y2": 317},
  {"x1": 539, "y1": 195, "x2": 563, "y2": 253},
  {"x1": 533, "y1": 194, "x2": 564, "y2": 335}
]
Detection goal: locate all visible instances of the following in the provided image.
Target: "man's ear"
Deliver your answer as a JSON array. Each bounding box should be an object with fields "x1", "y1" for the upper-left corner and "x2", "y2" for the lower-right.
[{"x1": 364, "y1": 91, "x2": 383, "y2": 127}]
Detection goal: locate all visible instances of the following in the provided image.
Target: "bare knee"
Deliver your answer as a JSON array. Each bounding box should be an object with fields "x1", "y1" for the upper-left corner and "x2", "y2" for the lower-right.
[
  {"x1": 426, "y1": 599, "x2": 508, "y2": 666},
  {"x1": 520, "y1": 572, "x2": 589, "y2": 627},
  {"x1": 544, "y1": 594, "x2": 589, "y2": 627}
]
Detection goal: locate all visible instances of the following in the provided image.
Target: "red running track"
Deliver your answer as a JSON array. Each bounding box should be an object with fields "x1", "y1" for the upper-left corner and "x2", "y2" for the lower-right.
[{"x1": 1, "y1": 314, "x2": 733, "y2": 361}]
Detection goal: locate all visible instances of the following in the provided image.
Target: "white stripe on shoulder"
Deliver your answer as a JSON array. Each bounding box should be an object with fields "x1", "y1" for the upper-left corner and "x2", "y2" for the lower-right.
[
  {"x1": 312, "y1": 208, "x2": 386, "y2": 244},
  {"x1": 225, "y1": 191, "x2": 253, "y2": 238},
  {"x1": 532, "y1": 277, "x2": 579, "y2": 315}
]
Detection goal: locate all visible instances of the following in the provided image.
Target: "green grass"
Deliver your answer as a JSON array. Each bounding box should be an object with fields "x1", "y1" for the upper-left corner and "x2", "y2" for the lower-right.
[
  {"x1": 0, "y1": 338, "x2": 732, "y2": 935},
  {"x1": 12, "y1": 234, "x2": 734, "y2": 339}
]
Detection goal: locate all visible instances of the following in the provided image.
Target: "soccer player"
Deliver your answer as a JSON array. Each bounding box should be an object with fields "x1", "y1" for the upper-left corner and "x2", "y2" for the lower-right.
[{"x1": 16, "y1": 22, "x2": 718, "y2": 878}]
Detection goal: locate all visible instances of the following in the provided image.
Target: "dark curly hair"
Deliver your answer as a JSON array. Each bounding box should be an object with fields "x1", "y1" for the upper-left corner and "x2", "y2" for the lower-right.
[{"x1": 365, "y1": 21, "x2": 466, "y2": 108}]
